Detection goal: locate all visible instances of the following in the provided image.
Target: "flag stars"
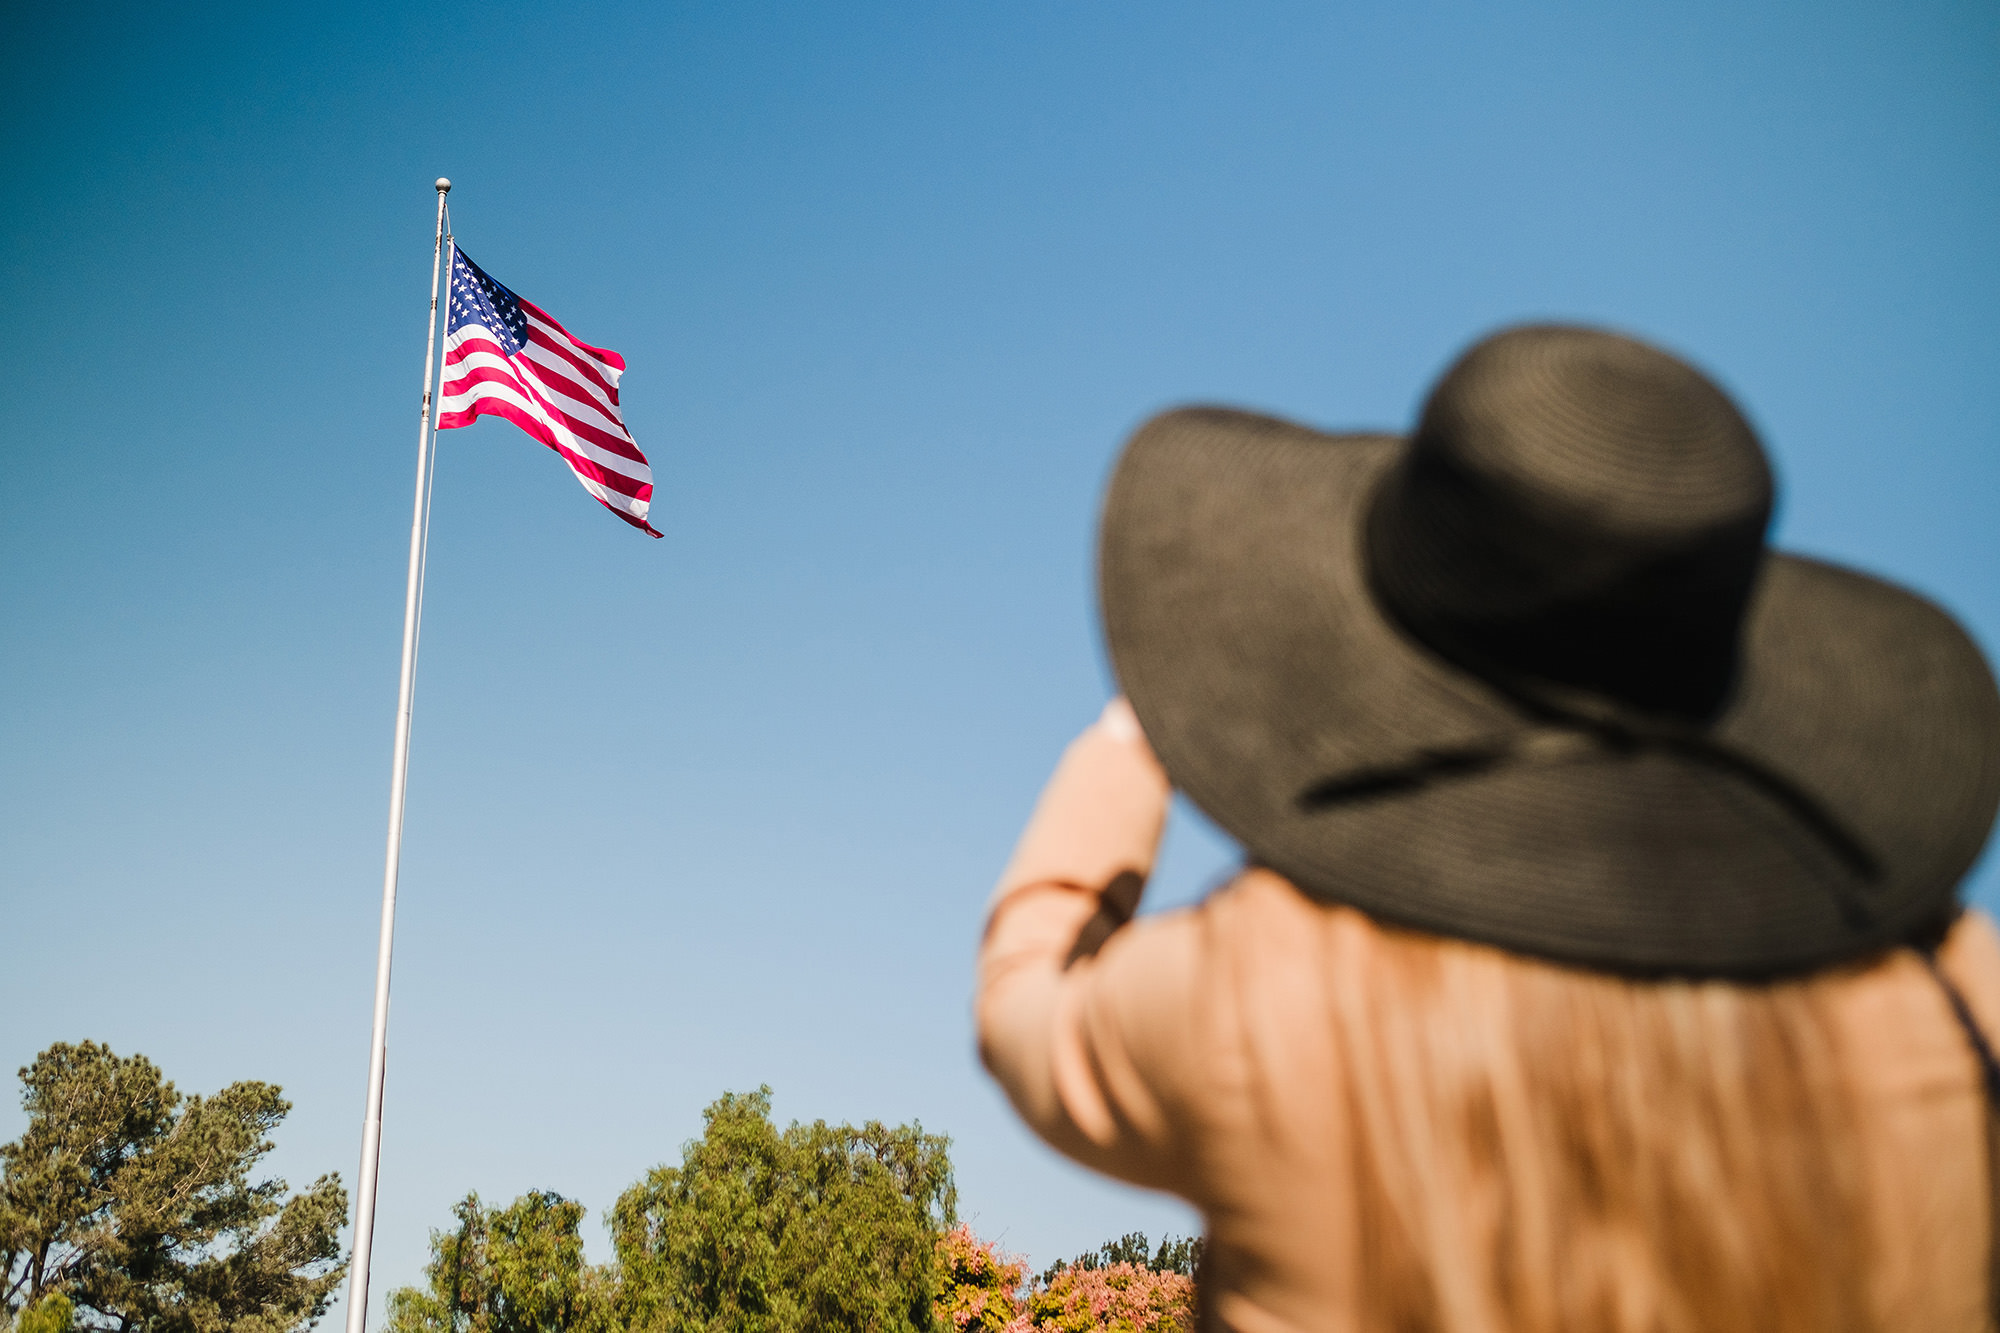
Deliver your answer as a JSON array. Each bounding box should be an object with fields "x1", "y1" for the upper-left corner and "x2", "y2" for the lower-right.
[{"x1": 444, "y1": 245, "x2": 527, "y2": 356}]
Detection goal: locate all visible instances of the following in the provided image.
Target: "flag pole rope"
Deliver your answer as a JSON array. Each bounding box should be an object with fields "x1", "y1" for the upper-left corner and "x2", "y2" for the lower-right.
[
  {"x1": 413, "y1": 216, "x2": 452, "y2": 678},
  {"x1": 344, "y1": 176, "x2": 452, "y2": 1333}
]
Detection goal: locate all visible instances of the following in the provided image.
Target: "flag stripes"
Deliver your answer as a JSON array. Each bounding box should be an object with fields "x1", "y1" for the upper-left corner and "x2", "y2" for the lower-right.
[{"x1": 437, "y1": 243, "x2": 661, "y2": 536}]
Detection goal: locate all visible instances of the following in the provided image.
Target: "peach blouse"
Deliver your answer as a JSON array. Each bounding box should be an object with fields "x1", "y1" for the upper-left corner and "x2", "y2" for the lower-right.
[{"x1": 976, "y1": 707, "x2": 2000, "y2": 1332}]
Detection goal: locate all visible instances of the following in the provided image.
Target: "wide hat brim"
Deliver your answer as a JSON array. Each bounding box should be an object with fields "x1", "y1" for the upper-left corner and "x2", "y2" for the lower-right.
[{"x1": 1101, "y1": 407, "x2": 2000, "y2": 977}]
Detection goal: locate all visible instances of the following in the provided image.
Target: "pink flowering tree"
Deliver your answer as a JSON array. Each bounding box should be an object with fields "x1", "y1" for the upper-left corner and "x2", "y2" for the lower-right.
[
  {"x1": 934, "y1": 1225, "x2": 1032, "y2": 1332},
  {"x1": 1026, "y1": 1262, "x2": 1194, "y2": 1333},
  {"x1": 936, "y1": 1226, "x2": 1197, "y2": 1333}
]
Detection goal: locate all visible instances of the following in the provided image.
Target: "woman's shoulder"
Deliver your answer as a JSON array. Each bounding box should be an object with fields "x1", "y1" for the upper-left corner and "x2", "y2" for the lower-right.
[{"x1": 1939, "y1": 906, "x2": 2000, "y2": 1033}]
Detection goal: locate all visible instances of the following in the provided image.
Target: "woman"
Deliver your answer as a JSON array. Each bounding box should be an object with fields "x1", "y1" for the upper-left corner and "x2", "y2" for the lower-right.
[{"x1": 976, "y1": 327, "x2": 2000, "y2": 1332}]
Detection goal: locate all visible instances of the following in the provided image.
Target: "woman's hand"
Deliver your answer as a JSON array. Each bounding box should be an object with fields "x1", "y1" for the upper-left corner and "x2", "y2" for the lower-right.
[{"x1": 988, "y1": 697, "x2": 1172, "y2": 922}]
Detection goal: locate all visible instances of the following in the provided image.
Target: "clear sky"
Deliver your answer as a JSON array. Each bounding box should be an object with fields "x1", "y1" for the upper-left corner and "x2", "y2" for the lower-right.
[{"x1": 4, "y1": 0, "x2": 1997, "y2": 1325}]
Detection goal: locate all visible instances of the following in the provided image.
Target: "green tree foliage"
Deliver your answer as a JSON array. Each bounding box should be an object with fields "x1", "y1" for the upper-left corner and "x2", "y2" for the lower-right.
[
  {"x1": 16, "y1": 1294, "x2": 73, "y2": 1333},
  {"x1": 0, "y1": 1042, "x2": 348, "y2": 1333},
  {"x1": 384, "y1": 1192, "x2": 615, "y2": 1333},
  {"x1": 609, "y1": 1088, "x2": 955, "y2": 1333},
  {"x1": 390, "y1": 1090, "x2": 1202, "y2": 1333},
  {"x1": 1035, "y1": 1235, "x2": 1199, "y2": 1290}
]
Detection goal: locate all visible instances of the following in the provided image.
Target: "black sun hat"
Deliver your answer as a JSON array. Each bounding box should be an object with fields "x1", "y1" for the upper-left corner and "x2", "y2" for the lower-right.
[{"x1": 1100, "y1": 325, "x2": 2000, "y2": 977}]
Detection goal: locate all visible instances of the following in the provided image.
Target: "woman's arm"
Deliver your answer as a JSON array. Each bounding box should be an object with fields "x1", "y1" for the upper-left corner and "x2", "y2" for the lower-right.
[{"x1": 975, "y1": 700, "x2": 1190, "y2": 1183}]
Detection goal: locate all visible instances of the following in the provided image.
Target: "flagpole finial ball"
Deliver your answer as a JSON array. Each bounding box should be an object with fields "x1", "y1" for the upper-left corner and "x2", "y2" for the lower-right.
[{"x1": 435, "y1": 178, "x2": 452, "y2": 193}]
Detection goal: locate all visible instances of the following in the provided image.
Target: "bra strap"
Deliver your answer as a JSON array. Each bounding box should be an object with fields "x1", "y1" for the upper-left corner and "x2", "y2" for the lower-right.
[{"x1": 1919, "y1": 946, "x2": 2000, "y2": 1329}]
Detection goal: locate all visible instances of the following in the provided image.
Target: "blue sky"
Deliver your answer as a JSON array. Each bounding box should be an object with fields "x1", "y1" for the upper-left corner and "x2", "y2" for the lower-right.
[{"x1": 4, "y1": 0, "x2": 1997, "y2": 1324}]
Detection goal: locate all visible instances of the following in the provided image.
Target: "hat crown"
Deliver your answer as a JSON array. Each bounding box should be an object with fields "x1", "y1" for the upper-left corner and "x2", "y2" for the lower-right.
[{"x1": 1367, "y1": 326, "x2": 1775, "y2": 720}]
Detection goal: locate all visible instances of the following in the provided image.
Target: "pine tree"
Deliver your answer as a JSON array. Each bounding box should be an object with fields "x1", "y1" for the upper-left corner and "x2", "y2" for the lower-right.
[{"x1": 0, "y1": 1042, "x2": 347, "y2": 1333}]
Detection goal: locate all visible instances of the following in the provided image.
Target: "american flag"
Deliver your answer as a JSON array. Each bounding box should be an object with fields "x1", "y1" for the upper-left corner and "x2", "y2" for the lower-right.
[{"x1": 438, "y1": 243, "x2": 661, "y2": 536}]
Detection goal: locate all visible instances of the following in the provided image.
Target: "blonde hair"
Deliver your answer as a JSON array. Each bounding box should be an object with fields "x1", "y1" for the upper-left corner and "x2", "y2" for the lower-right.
[{"x1": 1313, "y1": 901, "x2": 1985, "y2": 1333}]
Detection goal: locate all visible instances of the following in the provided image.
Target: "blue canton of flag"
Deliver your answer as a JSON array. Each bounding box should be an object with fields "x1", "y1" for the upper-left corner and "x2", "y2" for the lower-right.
[{"x1": 447, "y1": 249, "x2": 529, "y2": 356}]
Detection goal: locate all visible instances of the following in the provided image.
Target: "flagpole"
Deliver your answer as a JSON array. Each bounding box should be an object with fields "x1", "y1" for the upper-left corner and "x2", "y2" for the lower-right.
[{"x1": 344, "y1": 176, "x2": 452, "y2": 1333}]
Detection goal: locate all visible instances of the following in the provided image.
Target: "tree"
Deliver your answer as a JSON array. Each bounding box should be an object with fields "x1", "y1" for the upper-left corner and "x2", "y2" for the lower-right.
[
  {"x1": 609, "y1": 1088, "x2": 955, "y2": 1333},
  {"x1": 387, "y1": 1088, "x2": 1200, "y2": 1333},
  {"x1": 1025, "y1": 1234, "x2": 1197, "y2": 1333},
  {"x1": 931, "y1": 1227, "x2": 1026, "y2": 1333},
  {"x1": 934, "y1": 1228, "x2": 1199, "y2": 1333},
  {"x1": 384, "y1": 1192, "x2": 615, "y2": 1333},
  {"x1": 1023, "y1": 1266, "x2": 1191, "y2": 1333},
  {"x1": 0, "y1": 1042, "x2": 347, "y2": 1333},
  {"x1": 1035, "y1": 1235, "x2": 1200, "y2": 1289}
]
